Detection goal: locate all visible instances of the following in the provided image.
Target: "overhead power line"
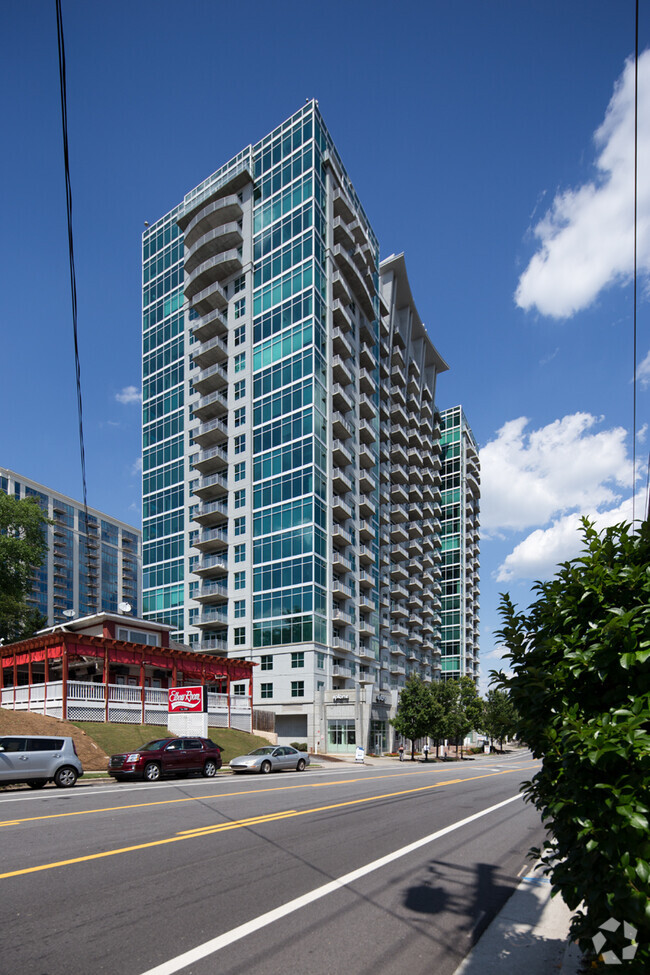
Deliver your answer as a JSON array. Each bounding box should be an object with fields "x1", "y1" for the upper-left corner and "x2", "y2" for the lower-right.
[{"x1": 55, "y1": 0, "x2": 89, "y2": 537}]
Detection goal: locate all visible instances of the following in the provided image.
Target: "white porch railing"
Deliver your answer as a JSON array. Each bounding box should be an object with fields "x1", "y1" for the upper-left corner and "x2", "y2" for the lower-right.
[{"x1": 0, "y1": 680, "x2": 251, "y2": 731}]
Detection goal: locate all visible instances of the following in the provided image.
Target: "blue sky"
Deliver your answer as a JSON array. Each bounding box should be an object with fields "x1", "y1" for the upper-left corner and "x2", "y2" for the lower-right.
[{"x1": 1, "y1": 1, "x2": 648, "y2": 690}]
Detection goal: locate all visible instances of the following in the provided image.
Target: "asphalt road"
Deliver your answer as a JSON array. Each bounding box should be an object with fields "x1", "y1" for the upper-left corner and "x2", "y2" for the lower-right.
[{"x1": 0, "y1": 750, "x2": 543, "y2": 975}]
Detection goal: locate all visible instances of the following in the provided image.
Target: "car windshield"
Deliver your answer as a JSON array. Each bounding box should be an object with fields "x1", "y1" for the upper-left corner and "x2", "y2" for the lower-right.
[
  {"x1": 139, "y1": 740, "x2": 171, "y2": 751},
  {"x1": 249, "y1": 747, "x2": 275, "y2": 756}
]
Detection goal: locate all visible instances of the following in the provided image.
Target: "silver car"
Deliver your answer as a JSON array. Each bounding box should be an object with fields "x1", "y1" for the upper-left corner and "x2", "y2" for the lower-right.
[
  {"x1": 0, "y1": 735, "x2": 83, "y2": 789},
  {"x1": 230, "y1": 745, "x2": 310, "y2": 774}
]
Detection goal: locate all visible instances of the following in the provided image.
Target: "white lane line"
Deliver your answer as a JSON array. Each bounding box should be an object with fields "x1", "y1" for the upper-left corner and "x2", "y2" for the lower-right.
[{"x1": 139, "y1": 792, "x2": 523, "y2": 975}]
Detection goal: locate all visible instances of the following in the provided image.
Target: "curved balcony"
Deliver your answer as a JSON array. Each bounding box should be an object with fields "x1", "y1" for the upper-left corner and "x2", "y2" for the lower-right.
[
  {"x1": 180, "y1": 193, "x2": 243, "y2": 250},
  {"x1": 185, "y1": 250, "x2": 242, "y2": 303},
  {"x1": 185, "y1": 223, "x2": 243, "y2": 275},
  {"x1": 332, "y1": 244, "x2": 375, "y2": 320},
  {"x1": 189, "y1": 278, "x2": 227, "y2": 316},
  {"x1": 332, "y1": 186, "x2": 356, "y2": 223}
]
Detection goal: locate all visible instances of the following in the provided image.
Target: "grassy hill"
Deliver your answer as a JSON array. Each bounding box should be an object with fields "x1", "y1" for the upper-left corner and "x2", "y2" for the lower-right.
[{"x1": 0, "y1": 707, "x2": 271, "y2": 773}]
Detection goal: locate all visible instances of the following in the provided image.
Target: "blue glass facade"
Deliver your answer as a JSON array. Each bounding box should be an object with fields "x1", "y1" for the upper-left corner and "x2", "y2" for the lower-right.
[
  {"x1": 1, "y1": 468, "x2": 141, "y2": 625},
  {"x1": 140, "y1": 103, "x2": 468, "y2": 751}
]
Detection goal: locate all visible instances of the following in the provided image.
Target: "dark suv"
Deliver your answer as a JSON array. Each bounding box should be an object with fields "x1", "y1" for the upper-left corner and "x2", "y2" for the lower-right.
[{"x1": 108, "y1": 737, "x2": 222, "y2": 782}]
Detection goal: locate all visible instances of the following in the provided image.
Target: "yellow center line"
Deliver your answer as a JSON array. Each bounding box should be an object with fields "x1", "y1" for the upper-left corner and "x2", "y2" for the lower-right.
[
  {"x1": 0, "y1": 765, "x2": 539, "y2": 881},
  {"x1": 0, "y1": 764, "x2": 539, "y2": 830}
]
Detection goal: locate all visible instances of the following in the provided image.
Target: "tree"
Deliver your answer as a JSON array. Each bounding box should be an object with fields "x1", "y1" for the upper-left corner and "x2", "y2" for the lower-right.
[
  {"x1": 429, "y1": 680, "x2": 453, "y2": 757},
  {"x1": 445, "y1": 677, "x2": 483, "y2": 757},
  {"x1": 0, "y1": 492, "x2": 49, "y2": 643},
  {"x1": 493, "y1": 520, "x2": 650, "y2": 971},
  {"x1": 481, "y1": 688, "x2": 518, "y2": 751},
  {"x1": 391, "y1": 674, "x2": 431, "y2": 760}
]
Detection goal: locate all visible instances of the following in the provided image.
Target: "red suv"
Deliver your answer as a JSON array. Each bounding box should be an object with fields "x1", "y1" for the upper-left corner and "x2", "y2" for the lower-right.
[{"x1": 108, "y1": 737, "x2": 222, "y2": 782}]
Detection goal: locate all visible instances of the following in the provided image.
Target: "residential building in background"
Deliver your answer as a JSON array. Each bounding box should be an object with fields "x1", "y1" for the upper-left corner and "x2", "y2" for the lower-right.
[
  {"x1": 141, "y1": 101, "x2": 477, "y2": 752},
  {"x1": 439, "y1": 408, "x2": 480, "y2": 681},
  {"x1": 0, "y1": 468, "x2": 142, "y2": 625}
]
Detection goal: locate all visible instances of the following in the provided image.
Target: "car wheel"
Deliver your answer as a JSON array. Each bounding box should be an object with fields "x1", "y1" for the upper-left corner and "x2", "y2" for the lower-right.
[
  {"x1": 296, "y1": 759, "x2": 306, "y2": 772},
  {"x1": 143, "y1": 762, "x2": 161, "y2": 782},
  {"x1": 203, "y1": 760, "x2": 217, "y2": 777},
  {"x1": 54, "y1": 766, "x2": 78, "y2": 788},
  {"x1": 260, "y1": 760, "x2": 272, "y2": 774},
  {"x1": 28, "y1": 779, "x2": 47, "y2": 789}
]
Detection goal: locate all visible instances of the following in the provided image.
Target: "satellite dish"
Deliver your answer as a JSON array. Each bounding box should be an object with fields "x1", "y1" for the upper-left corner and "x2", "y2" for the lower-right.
[
  {"x1": 62, "y1": 609, "x2": 76, "y2": 619},
  {"x1": 118, "y1": 602, "x2": 132, "y2": 614}
]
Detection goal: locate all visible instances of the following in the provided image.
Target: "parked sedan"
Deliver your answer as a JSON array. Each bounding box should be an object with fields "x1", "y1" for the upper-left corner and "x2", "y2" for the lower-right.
[
  {"x1": 108, "y1": 737, "x2": 222, "y2": 782},
  {"x1": 230, "y1": 745, "x2": 309, "y2": 774}
]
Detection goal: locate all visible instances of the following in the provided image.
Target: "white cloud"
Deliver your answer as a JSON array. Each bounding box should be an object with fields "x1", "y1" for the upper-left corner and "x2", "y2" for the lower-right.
[
  {"x1": 496, "y1": 491, "x2": 644, "y2": 582},
  {"x1": 515, "y1": 50, "x2": 650, "y2": 318},
  {"x1": 131, "y1": 457, "x2": 142, "y2": 476},
  {"x1": 636, "y1": 349, "x2": 650, "y2": 389},
  {"x1": 480, "y1": 413, "x2": 632, "y2": 533},
  {"x1": 116, "y1": 385, "x2": 142, "y2": 405}
]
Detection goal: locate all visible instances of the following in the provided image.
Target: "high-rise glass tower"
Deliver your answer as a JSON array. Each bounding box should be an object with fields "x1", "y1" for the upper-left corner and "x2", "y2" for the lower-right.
[
  {"x1": 1, "y1": 468, "x2": 141, "y2": 624},
  {"x1": 142, "y1": 102, "x2": 474, "y2": 752},
  {"x1": 439, "y1": 408, "x2": 480, "y2": 680}
]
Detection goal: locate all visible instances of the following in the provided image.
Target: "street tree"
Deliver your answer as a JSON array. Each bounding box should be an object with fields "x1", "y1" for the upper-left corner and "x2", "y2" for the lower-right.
[
  {"x1": 493, "y1": 520, "x2": 650, "y2": 971},
  {"x1": 391, "y1": 674, "x2": 430, "y2": 760},
  {"x1": 428, "y1": 679, "x2": 453, "y2": 757},
  {"x1": 445, "y1": 676, "x2": 483, "y2": 757},
  {"x1": 0, "y1": 492, "x2": 49, "y2": 643},
  {"x1": 481, "y1": 688, "x2": 518, "y2": 751}
]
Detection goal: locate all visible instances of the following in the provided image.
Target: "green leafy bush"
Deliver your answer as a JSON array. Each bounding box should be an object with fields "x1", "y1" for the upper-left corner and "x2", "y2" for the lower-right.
[
  {"x1": 290, "y1": 741, "x2": 308, "y2": 752},
  {"x1": 493, "y1": 520, "x2": 650, "y2": 970}
]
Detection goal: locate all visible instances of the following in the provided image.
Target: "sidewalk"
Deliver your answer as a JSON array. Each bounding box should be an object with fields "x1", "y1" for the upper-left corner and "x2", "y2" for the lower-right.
[{"x1": 452, "y1": 869, "x2": 583, "y2": 974}]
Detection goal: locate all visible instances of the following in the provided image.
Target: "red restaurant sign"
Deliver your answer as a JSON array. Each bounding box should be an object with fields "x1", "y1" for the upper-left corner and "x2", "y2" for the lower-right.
[{"x1": 168, "y1": 686, "x2": 206, "y2": 713}]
